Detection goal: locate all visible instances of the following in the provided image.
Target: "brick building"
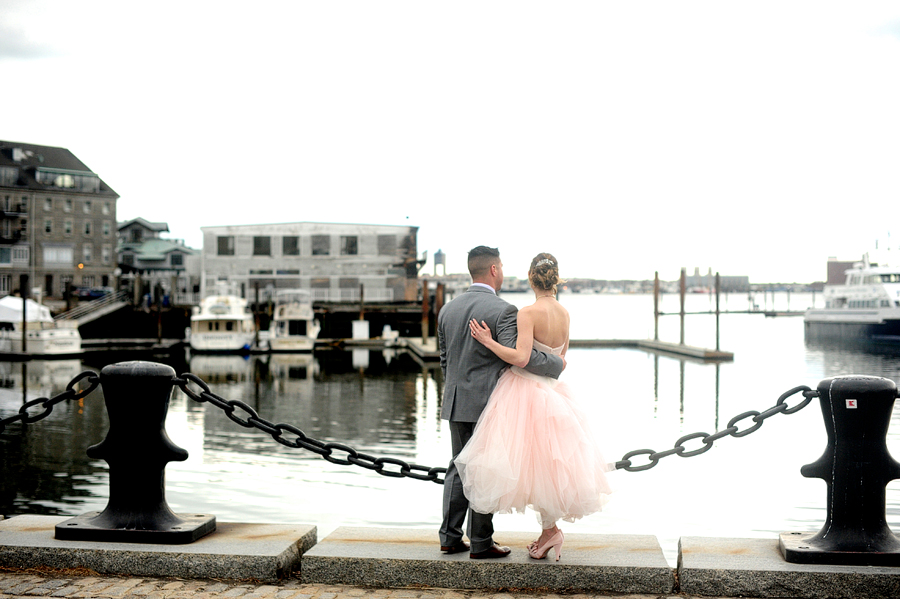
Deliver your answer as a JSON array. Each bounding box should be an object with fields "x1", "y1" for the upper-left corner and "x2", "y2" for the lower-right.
[{"x1": 0, "y1": 140, "x2": 118, "y2": 300}]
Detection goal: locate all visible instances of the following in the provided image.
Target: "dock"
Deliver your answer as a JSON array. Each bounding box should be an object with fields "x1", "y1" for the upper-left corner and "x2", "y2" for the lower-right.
[
  {"x1": 1, "y1": 516, "x2": 897, "y2": 598},
  {"x1": 400, "y1": 337, "x2": 733, "y2": 362}
]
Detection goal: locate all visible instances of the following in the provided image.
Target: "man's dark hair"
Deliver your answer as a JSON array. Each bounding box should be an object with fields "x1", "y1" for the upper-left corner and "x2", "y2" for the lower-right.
[{"x1": 468, "y1": 246, "x2": 500, "y2": 279}]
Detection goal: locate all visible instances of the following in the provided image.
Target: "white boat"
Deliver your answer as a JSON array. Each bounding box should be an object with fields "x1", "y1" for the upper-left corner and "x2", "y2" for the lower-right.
[
  {"x1": 0, "y1": 296, "x2": 82, "y2": 356},
  {"x1": 267, "y1": 289, "x2": 320, "y2": 352},
  {"x1": 189, "y1": 294, "x2": 257, "y2": 353},
  {"x1": 804, "y1": 255, "x2": 900, "y2": 341}
]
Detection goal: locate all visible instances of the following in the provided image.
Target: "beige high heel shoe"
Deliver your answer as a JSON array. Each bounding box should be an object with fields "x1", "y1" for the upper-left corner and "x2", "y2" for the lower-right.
[{"x1": 528, "y1": 529, "x2": 564, "y2": 561}]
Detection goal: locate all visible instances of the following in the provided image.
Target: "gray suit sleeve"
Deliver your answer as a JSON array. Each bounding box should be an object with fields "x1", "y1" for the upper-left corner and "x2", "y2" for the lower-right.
[{"x1": 496, "y1": 304, "x2": 564, "y2": 380}]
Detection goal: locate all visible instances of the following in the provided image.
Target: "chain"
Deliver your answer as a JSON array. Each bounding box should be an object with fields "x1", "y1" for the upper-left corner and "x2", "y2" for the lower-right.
[
  {"x1": 614, "y1": 385, "x2": 818, "y2": 472},
  {"x1": 0, "y1": 371, "x2": 101, "y2": 434},
  {"x1": 174, "y1": 373, "x2": 447, "y2": 484},
  {"x1": 1, "y1": 370, "x2": 818, "y2": 483}
]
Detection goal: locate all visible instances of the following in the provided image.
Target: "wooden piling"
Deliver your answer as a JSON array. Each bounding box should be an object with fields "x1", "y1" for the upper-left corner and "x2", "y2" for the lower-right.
[
  {"x1": 679, "y1": 267, "x2": 686, "y2": 345},
  {"x1": 421, "y1": 279, "x2": 430, "y2": 343},
  {"x1": 653, "y1": 272, "x2": 660, "y2": 341}
]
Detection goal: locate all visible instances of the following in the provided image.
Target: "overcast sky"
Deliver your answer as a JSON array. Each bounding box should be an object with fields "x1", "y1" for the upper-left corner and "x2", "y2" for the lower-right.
[{"x1": 2, "y1": 1, "x2": 900, "y2": 283}]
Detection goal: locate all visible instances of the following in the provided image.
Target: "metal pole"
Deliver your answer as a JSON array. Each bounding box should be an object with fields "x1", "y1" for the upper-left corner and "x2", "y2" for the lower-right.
[{"x1": 653, "y1": 271, "x2": 659, "y2": 341}]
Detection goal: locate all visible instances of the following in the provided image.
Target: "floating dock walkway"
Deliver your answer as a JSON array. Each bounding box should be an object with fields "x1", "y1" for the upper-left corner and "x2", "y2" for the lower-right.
[{"x1": 403, "y1": 338, "x2": 733, "y2": 362}]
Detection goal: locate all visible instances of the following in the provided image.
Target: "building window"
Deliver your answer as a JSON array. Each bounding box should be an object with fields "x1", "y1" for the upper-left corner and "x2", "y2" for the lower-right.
[
  {"x1": 0, "y1": 167, "x2": 16, "y2": 187},
  {"x1": 64, "y1": 220, "x2": 73, "y2": 235},
  {"x1": 102, "y1": 202, "x2": 111, "y2": 215},
  {"x1": 130, "y1": 228, "x2": 143, "y2": 242},
  {"x1": 44, "y1": 219, "x2": 52, "y2": 234},
  {"x1": 312, "y1": 235, "x2": 330, "y2": 256},
  {"x1": 283, "y1": 236, "x2": 300, "y2": 256},
  {"x1": 122, "y1": 253, "x2": 134, "y2": 266},
  {"x1": 82, "y1": 275, "x2": 95, "y2": 287},
  {"x1": 0, "y1": 274, "x2": 9, "y2": 295},
  {"x1": 0, "y1": 248, "x2": 10, "y2": 264},
  {"x1": 341, "y1": 236, "x2": 358, "y2": 256},
  {"x1": 83, "y1": 200, "x2": 92, "y2": 214},
  {"x1": 44, "y1": 197, "x2": 52, "y2": 211},
  {"x1": 83, "y1": 244, "x2": 93, "y2": 263},
  {"x1": 171, "y1": 253, "x2": 183, "y2": 266},
  {"x1": 217, "y1": 236, "x2": 235, "y2": 256},
  {"x1": 102, "y1": 245, "x2": 111, "y2": 265},
  {"x1": 12, "y1": 247, "x2": 28, "y2": 263},
  {"x1": 253, "y1": 236, "x2": 271, "y2": 256},
  {"x1": 102, "y1": 221, "x2": 111, "y2": 236},
  {"x1": 43, "y1": 246, "x2": 73, "y2": 265},
  {"x1": 64, "y1": 198, "x2": 72, "y2": 212},
  {"x1": 84, "y1": 221, "x2": 92, "y2": 235}
]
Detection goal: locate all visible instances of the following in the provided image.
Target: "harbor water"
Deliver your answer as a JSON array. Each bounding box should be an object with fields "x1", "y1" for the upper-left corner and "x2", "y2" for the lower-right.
[{"x1": 1, "y1": 291, "x2": 899, "y2": 567}]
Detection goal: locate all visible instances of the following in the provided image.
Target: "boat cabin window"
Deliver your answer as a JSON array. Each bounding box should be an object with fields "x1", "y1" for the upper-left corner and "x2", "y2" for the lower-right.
[{"x1": 881, "y1": 274, "x2": 900, "y2": 283}]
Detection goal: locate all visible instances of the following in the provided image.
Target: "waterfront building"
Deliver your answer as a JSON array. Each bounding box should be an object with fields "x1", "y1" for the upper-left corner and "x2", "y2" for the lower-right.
[
  {"x1": 117, "y1": 217, "x2": 200, "y2": 304},
  {"x1": 200, "y1": 222, "x2": 423, "y2": 302},
  {"x1": 0, "y1": 140, "x2": 118, "y2": 300},
  {"x1": 683, "y1": 267, "x2": 750, "y2": 292}
]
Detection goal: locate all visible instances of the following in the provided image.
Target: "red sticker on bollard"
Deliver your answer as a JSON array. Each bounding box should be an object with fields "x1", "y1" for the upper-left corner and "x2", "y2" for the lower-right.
[{"x1": 846, "y1": 399, "x2": 857, "y2": 409}]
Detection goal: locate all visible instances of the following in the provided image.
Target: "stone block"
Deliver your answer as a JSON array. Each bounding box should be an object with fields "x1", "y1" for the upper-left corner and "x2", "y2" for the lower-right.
[
  {"x1": 301, "y1": 526, "x2": 673, "y2": 594},
  {"x1": 678, "y1": 536, "x2": 900, "y2": 598},
  {"x1": 0, "y1": 515, "x2": 316, "y2": 582}
]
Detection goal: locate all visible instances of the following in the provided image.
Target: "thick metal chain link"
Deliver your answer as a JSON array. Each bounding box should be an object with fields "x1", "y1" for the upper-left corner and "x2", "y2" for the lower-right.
[
  {"x1": 0, "y1": 370, "x2": 821, "y2": 483},
  {"x1": 614, "y1": 385, "x2": 818, "y2": 471},
  {"x1": 175, "y1": 373, "x2": 447, "y2": 484},
  {"x1": 0, "y1": 371, "x2": 100, "y2": 434}
]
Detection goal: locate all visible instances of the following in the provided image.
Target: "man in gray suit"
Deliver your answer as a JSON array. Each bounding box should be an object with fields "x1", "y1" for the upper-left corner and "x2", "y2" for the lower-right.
[{"x1": 438, "y1": 246, "x2": 564, "y2": 559}]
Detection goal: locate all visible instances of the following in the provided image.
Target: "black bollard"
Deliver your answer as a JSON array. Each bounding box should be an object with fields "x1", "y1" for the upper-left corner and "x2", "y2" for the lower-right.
[
  {"x1": 55, "y1": 361, "x2": 216, "y2": 544},
  {"x1": 780, "y1": 375, "x2": 900, "y2": 565}
]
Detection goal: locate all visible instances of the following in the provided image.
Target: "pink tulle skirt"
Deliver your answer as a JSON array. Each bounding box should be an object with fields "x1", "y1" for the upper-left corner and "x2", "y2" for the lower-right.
[{"x1": 455, "y1": 367, "x2": 612, "y2": 525}]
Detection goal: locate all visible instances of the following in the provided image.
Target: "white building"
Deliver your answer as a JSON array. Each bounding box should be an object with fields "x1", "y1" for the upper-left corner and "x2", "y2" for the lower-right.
[{"x1": 201, "y1": 222, "x2": 422, "y2": 303}]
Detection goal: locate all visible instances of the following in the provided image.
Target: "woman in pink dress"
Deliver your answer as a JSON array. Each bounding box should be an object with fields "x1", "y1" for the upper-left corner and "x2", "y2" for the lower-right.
[{"x1": 454, "y1": 253, "x2": 612, "y2": 561}]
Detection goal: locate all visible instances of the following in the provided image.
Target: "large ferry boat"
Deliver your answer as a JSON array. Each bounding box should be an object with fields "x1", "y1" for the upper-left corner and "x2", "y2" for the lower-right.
[
  {"x1": 804, "y1": 255, "x2": 900, "y2": 341},
  {"x1": 188, "y1": 294, "x2": 257, "y2": 353}
]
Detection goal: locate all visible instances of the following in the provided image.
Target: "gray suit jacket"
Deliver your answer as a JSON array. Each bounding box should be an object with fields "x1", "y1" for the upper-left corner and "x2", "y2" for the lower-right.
[{"x1": 438, "y1": 285, "x2": 564, "y2": 422}]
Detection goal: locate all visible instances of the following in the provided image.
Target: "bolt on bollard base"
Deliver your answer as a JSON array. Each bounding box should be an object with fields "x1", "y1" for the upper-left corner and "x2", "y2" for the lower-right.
[
  {"x1": 54, "y1": 361, "x2": 215, "y2": 544},
  {"x1": 780, "y1": 375, "x2": 900, "y2": 566}
]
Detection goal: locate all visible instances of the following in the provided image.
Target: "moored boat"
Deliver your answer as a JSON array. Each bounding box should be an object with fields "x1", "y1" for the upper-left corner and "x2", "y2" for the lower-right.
[
  {"x1": 188, "y1": 294, "x2": 257, "y2": 353},
  {"x1": 268, "y1": 289, "x2": 320, "y2": 352},
  {"x1": 0, "y1": 296, "x2": 82, "y2": 357},
  {"x1": 804, "y1": 255, "x2": 900, "y2": 341}
]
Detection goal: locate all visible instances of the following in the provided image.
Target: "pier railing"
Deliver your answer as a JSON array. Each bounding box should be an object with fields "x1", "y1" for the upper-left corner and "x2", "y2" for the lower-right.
[{"x1": 2, "y1": 363, "x2": 899, "y2": 565}]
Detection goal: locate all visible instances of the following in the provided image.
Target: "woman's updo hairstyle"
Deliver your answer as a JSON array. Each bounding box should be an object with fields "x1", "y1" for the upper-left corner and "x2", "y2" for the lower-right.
[{"x1": 529, "y1": 252, "x2": 564, "y2": 296}]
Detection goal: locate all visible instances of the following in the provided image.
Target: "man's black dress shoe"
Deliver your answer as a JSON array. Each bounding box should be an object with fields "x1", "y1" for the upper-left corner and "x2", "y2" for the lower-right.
[
  {"x1": 469, "y1": 542, "x2": 511, "y2": 559},
  {"x1": 440, "y1": 541, "x2": 470, "y2": 554}
]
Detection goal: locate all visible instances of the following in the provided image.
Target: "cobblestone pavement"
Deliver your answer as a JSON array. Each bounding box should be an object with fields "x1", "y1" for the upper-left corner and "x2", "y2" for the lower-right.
[{"x1": 0, "y1": 569, "x2": 805, "y2": 599}]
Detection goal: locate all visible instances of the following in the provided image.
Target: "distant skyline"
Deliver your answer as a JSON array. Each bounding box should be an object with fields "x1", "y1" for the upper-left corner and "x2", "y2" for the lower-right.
[{"x1": 2, "y1": 1, "x2": 899, "y2": 284}]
